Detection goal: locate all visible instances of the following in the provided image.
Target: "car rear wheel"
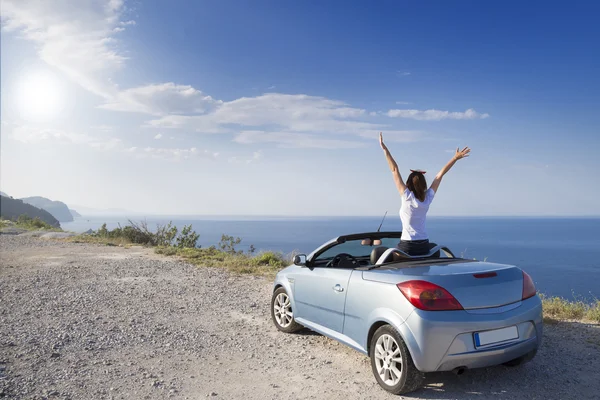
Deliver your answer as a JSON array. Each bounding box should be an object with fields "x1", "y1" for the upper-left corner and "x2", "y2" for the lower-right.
[
  {"x1": 271, "y1": 287, "x2": 302, "y2": 333},
  {"x1": 370, "y1": 325, "x2": 424, "y2": 395}
]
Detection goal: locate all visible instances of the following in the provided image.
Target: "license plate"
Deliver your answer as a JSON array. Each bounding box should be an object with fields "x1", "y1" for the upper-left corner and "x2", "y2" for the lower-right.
[{"x1": 474, "y1": 326, "x2": 519, "y2": 348}]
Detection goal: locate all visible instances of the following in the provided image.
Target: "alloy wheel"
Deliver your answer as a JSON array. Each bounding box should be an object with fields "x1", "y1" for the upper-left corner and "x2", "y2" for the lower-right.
[
  {"x1": 374, "y1": 333, "x2": 404, "y2": 386},
  {"x1": 273, "y1": 292, "x2": 293, "y2": 328}
]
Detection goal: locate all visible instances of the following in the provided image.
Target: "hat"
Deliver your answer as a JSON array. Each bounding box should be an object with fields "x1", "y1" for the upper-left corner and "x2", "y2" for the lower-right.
[{"x1": 410, "y1": 169, "x2": 426, "y2": 174}]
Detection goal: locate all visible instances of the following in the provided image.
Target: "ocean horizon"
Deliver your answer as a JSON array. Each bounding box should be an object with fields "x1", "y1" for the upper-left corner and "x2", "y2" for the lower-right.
[{"x1": 62, "y1": 215, "x2": 600, "y2": 303}]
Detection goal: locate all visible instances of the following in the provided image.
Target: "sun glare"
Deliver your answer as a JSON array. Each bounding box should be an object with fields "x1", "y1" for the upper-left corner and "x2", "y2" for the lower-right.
[{"x1": 16, "y1": 71, "x2": 64, "y2": 120}]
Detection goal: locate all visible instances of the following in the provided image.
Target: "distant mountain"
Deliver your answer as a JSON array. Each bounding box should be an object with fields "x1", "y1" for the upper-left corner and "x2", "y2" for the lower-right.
[
  {"x1": 20, "y1": 196, "x2": 74, "y2": 222},
  {"x1": 69, "y1": 204, "x2": 139, "y2": 216},
  {"x1": 0, "y1": 191, "x2": 9, "y2": 197},
  {"x1": 69, "y1": 209, "x2": 82, "y2": 218},
  {"x1": 0, "y1": 195, "x2": 61, "y2": 227}
]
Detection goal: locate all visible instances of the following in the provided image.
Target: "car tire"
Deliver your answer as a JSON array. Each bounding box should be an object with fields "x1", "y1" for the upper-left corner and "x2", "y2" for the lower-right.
[
  {"x1": 369, "y1": 325, "x2": 424, "y2": 395},
  {"x1": 271, "y1": 287, "x2": 302, "y2": 333}
]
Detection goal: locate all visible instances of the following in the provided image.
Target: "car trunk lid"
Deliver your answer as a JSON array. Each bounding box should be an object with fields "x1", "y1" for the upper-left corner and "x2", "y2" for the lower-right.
[{"x1": 362, "y1": 261, "x2": 524, "y2": 309}]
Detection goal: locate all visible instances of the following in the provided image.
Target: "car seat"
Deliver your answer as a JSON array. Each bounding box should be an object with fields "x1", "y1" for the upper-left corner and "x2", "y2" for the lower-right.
[{"x1": 370, "y1": 246, "x2": 390, "y2": 265}]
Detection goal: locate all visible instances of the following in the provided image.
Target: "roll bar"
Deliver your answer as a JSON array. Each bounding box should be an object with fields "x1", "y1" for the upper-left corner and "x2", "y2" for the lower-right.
[{"x1": 375, "y1": 245, "x2": 455, "y2": 265}]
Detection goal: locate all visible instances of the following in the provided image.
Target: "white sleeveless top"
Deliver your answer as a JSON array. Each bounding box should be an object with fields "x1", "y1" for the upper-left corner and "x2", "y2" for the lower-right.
[{"x1": 399, "y1": 188, "x2": 435, "y2": 241}]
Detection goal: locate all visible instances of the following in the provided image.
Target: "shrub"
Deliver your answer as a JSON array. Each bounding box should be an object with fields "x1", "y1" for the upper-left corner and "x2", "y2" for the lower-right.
[
  {"x1": 92, "y1": 220, "x2": 198, "y2": 247},
  {"x1": 540, "y1": 293, "x2": 600, "y2": 323},
  {"x1": 218, "y1": 234, "x2": 243, "y2": 254},
  {"x1": 540, "y1": 294, "x2": 586, "y2": 320},
  {"x1": 175, "y1": 224, "x2": 200, "y2": 248},
  {"x1": 251, "y1": 251, "x2": 287, "y2": 268},
  {"x1": 16, "y1": 215, "x2": 56, "y2": 230},
  {"x1": 586, "y1": 300, "x2": 600, "y2": 323}
]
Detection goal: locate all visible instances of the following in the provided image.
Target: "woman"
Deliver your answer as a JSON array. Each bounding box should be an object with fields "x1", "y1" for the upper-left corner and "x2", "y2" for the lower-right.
[{"x1": 379, "y1": 132, "x2": 470, "y2": 256}]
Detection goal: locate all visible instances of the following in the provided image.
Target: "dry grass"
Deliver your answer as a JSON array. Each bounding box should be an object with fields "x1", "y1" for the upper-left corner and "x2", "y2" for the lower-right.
[
  {"x1": 155, "y1": 246, "x2": 289, "y2": 277},
  {"x1": 540, "y1": 294, "x2": 600, "y2": 324},
  {"x1": 64, "y1": 235, "x2": 135, "y2": 248}
]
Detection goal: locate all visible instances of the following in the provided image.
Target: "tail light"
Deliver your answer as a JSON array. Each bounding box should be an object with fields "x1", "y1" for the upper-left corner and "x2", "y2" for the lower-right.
[
  {"x1": 397, "y1": 280, "x2": 463, "y2": 311},
  {"x1": 522, "y1": 271, "x2": 536, "y2": 300}
]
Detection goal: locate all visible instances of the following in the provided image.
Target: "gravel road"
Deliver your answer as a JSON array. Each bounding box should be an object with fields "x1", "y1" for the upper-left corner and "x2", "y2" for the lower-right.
[{"x1": 1, "y1": 235, "x2": 599, "y2": 400}]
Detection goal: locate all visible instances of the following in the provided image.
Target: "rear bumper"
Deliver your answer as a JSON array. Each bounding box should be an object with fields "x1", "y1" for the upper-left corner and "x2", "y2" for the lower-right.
[{"x1": 398, "y1": 296, "x2": 543, "y2": 372}]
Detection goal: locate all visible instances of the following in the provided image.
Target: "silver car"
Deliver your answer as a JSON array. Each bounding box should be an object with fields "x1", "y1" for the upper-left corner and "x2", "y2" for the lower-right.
[{"x1": 270, "y1": 232, "x2": 543, "y2": 395}]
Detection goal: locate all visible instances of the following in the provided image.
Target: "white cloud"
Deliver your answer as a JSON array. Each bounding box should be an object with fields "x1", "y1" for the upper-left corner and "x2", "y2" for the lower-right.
[
  {"x1": 397, "y1": 71, "x2": 411, "y2": 76},
  {"x1": 395, "y1": 101, "x2": 411, "y2": 105},
  {"x1": 100, "y1": 83, "x2": 223, "y2": 115},
  {"x1": 7, "y1": 122, "x2": 217, "y2": 161},
  {"x1": 233, "y1": 131, "x2": 366, "y2": 149},
  {"x1": 228, "y1": 150, "x2": 264, "y2": 164},
  {"x1": 91, "y1": 125, "x2": 115, "y2": 132},
  {"x1": 386, "y1": 108, "x2": 490, "y2": 121},
  {"x1": 9, "y1": 124, "x2": 121, "y2": 149},
  {"x1": 89, "y1": 137, "x2": 123, "y2": 150},
  {"x1": 1, "y1": 0, "x2": 133, "y2": 99},
  {"x1": 143, "y1": 93, "x2": 441, "y2": 148},
  {"x1": 154, "y1": 134, "x2": 162, "y2": 139},
  {"x1": 145, "y1": 93, "x2": 381, "y2": 136},
  {"x1": 130, "y1": 146, "x2": 219, "y2": 161},
  {"x1": 357, "y1": 130, "x2": 421, "y2": 142}
]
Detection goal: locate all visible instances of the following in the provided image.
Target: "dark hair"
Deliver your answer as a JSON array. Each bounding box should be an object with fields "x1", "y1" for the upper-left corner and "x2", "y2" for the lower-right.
[{"x1": 407, "y1": 171, "x2": 427, "y2": 202}]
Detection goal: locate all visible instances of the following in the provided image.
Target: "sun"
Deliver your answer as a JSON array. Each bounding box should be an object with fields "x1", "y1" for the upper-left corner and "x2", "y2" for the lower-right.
[{"x1": 16, "y1": 70, "x2": 64, "y2": 120}]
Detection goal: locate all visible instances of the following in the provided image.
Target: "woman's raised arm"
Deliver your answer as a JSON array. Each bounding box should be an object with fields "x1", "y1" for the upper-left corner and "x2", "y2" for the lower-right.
[
  {"x1": 379, "y1": 133, "x2": 407, "y2": 195},
  {"x1": 429, "y1": 146, "x2": 471, "y2": 193}
]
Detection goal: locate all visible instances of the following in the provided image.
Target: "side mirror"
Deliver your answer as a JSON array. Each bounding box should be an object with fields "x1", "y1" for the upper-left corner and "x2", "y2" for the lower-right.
[{"x1": 293, "y1": 254, "x2": 307, "y2": 266}]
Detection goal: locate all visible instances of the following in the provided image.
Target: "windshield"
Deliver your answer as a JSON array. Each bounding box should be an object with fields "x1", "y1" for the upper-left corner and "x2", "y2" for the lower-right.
[{"x1": 315, "y1": 237, "x2": 400, "y2": 260}]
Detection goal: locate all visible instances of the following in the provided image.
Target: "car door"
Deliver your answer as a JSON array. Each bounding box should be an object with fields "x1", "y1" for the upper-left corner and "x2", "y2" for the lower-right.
[{"x1": 293, "y1": 266, "x2": 353, "y2": 333}]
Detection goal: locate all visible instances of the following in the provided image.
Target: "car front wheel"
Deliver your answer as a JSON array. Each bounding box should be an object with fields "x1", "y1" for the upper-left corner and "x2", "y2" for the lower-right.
[
  {"x1": 271, "y1": 287, "x2": 302, "y2": 333},
  {"x1": 370, "y1": 325, "x2": 424, "y2": 394}
]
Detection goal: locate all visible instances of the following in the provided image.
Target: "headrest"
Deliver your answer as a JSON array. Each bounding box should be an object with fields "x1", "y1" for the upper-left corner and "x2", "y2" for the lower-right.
[
  {"x1": 370, "y1": 246, "x2": 389, "y2": 265},
  {"x1": 361, "y1": 239, "x2": 382, "y2": 246}
]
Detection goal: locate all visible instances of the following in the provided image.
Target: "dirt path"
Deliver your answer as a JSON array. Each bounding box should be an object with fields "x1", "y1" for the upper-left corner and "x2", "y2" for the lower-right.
[{"x1": 1, "y1": 235, "x2": 598, "y2": 399}]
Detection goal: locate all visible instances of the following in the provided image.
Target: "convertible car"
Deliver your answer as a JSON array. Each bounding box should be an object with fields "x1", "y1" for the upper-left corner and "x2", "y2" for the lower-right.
[{"x1": 270, "y1": 232, "x2": 543, "y2": 395}]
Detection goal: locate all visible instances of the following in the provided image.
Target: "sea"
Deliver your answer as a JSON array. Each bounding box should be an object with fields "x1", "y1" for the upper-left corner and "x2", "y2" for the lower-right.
[{"x1": 61, "y1": 216, "x2": 600, "y2": 302}]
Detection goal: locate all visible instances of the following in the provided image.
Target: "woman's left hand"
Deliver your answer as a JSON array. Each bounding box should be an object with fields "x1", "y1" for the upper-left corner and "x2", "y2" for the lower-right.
[{"x1": 454, "y1": 146, "x2": 471, "y2": 160}]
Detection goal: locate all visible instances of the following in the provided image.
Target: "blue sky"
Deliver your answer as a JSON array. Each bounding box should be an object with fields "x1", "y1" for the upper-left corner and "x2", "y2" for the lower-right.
[{"x1": 1, "y1": 0, "x2": 599, "y2": 216}]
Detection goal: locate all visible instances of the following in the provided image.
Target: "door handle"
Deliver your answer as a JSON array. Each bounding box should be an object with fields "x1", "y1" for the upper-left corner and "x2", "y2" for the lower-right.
[{"x1": 333, "y1": 284, "x2": 344, "y2": 292}]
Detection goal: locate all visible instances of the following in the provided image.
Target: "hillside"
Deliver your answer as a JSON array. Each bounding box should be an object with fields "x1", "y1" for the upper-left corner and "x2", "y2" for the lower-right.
[
  {"x1": 69, "y1": 209, "x2": 82, "y2": 218},
  {"x1": 20, "y1": 196, "x2": 74, "y2": 222},
  {"x1": 0, "y1": 196, "x2": 61, "y2": 227}
]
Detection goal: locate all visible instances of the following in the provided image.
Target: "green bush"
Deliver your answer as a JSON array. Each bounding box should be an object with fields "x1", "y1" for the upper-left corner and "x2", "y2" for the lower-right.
[
  {"x1": 175, "y1": 224, "x2": 200, "y2": 248},
  {"x1": 251, "y1": 251, "x2": 287, "y2": 268},
  {"x1": 218, "y1": 234, "x2": 243, "y2": 254},
  {"x1": 92, "y1": 220, "x2": 197, "y2": 247},
  {"x1": 16, "y1": 215, "x2": 56, "y2": 230}
]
